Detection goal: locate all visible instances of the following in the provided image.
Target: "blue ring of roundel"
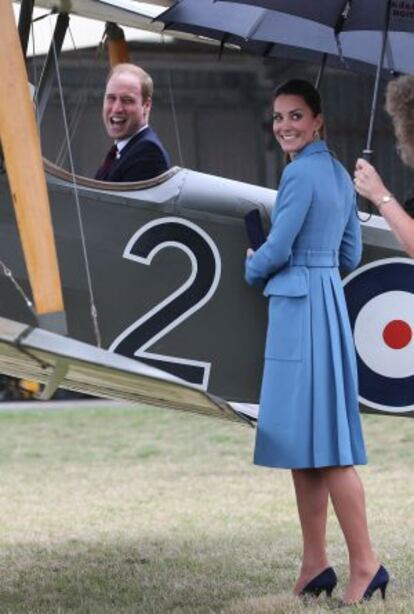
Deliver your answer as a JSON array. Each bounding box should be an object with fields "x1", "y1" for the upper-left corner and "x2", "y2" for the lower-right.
[{"x1": 344, "y1": 261, "x2": 414, "y2": 409}]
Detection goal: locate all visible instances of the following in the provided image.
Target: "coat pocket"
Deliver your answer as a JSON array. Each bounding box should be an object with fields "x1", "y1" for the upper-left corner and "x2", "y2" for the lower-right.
[{"x1": 264, "y1": 268, "x2": 309, "y2": 361}]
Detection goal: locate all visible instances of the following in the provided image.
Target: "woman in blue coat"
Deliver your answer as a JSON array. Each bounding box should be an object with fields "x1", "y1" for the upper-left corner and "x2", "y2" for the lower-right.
[{"x1": 246, "y1": 80, "x2": 388, "y2": 605}]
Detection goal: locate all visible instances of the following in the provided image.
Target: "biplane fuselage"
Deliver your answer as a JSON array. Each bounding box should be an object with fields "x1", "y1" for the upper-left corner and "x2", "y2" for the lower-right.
[
  {"x1": 0, "y1": 161, "x2": 411, "y2": 416},
  {"x1": 0, "y1": 0, "x2": 412, "y2": 419}
]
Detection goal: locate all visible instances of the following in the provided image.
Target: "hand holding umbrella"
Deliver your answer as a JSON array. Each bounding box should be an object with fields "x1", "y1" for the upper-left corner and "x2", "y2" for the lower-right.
[
  {"x1": 354, "y1": 158, "x2": 391, "y2": 208},
  {"x1": 354, "y1": 158, "x2": 414, "y2": 257},
  {"x1": 354, "y1": 73, "x2": 414, "y2": 257}
]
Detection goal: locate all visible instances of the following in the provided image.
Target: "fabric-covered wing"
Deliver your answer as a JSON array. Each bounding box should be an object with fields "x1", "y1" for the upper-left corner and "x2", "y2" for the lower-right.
[
  {"x1": 30, "y1": 0, "x2": 171, "y2": 30},
  {"x1": 0, "y1": 317, "x2": 252, "y2": 426}
]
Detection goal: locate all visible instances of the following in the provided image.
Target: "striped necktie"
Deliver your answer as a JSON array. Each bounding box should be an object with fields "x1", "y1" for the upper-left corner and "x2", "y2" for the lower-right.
[{"x1": 95, "y1": 144, "x2": 119, "y2": 180}]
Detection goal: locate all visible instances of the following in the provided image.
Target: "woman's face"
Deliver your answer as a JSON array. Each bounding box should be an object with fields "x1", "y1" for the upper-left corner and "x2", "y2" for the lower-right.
[{"x1": 272, "y1": 94, "x2": 323, "y2": 157}]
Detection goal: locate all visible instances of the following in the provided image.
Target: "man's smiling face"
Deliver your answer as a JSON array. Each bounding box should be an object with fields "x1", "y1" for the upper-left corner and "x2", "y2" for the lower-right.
[{"x1": 102, "y1": 71, "x2": 151, "y2": 140}]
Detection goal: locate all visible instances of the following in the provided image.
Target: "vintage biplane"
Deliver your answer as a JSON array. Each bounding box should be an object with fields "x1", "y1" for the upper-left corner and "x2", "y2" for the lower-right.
[{"x1": 0, "y1": 0, "x2": 412, "y2": 421}]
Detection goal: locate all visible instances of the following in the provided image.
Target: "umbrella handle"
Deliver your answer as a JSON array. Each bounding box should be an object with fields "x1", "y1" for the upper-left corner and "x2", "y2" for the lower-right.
[
  {"x1": 362, "y1": 149, "x2": 373, "y2": 162},
  {"x1": 357, "y1": 149, "x2": 375, "y2": 221}
]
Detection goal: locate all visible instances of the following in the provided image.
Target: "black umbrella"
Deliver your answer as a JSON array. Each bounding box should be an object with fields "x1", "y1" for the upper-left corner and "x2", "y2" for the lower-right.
[
  {"x1": 157, "y1": 0, "x2": 385, "y2": 78},
  {"x1": 216, "y1": 0, "x2": 414, "y2": 75},
  {"x1": 215, "y1": 0, "x2": 414, "y2": 157}
]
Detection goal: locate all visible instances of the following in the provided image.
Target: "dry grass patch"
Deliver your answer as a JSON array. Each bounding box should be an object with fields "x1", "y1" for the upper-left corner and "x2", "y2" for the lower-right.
[{"x1": 0, "y1": 405, "x2": 412, "y2": 612}]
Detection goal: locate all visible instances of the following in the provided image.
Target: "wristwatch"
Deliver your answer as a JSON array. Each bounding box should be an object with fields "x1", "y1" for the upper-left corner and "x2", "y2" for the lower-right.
[{"x1": 377, "y1": 194, "x2": 394, "y2": 207}]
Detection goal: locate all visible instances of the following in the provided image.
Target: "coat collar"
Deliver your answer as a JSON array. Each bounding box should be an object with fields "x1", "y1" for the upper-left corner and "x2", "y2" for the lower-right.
[{"x1": 292, "y1": 139, "x2": 329, "y2": 161}]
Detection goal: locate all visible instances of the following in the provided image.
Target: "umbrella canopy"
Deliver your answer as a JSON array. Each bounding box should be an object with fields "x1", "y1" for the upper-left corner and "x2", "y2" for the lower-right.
[
  {"x1": 216, "y1": 0, "x2": 414, "y2": 74},
  {"x1": 157, "y1": 0, "x2": 387, "y2": 76},
  {"x1": 216, "y1": 0, "x2": 351, "y2": 20}
]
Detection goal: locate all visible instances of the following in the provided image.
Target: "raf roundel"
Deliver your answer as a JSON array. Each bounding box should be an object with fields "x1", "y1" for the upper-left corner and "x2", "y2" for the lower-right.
[{"x1": 343, "y1": 259, "x2": 414, "y2": 413}]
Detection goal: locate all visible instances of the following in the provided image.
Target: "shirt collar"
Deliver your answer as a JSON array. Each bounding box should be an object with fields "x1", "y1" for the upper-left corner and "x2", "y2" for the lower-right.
[{"x1": 115, "y1": 124, "x2": 149, "y2": 153}]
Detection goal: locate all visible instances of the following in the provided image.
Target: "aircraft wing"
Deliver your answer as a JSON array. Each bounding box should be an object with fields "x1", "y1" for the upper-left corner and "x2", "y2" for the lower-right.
[
  {"x1": 0, "y1": 317, "x2": 253, "y2": 426},
  {"x1": 28, "y1": 0, "x2": 171, "y2": 31},
  {"x1": 21, "y1": 0, "x2": 227, "y2": 48}
]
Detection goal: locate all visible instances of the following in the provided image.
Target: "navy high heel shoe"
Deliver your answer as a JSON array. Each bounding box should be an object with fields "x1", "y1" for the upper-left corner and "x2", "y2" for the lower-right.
[
  {"x1": 338, "y1": 565, "x2": 390, "y2": 607},
  {"x1": 362, "y1": 565, "x2": 389, "y2": 601},
  {"x1": 299, "y1": 566, "x2": 338, "y2": 598}
]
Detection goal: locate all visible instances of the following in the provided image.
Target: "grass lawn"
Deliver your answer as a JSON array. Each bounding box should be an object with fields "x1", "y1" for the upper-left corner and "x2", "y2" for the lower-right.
[{"x1": 0, "y1": 403, "x2": 412, "y2": 613}]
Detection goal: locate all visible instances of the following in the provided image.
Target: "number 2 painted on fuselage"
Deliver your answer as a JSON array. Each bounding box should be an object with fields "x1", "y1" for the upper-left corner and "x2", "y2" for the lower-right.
[{"x1": 109, "y1": 217, "x2": 221, "y2": 389}]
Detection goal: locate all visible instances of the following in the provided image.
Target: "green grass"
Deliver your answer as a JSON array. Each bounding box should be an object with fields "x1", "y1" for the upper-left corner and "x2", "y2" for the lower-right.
[{"x1": 0, "y1": 404, "x2": 412, "y2": 613}]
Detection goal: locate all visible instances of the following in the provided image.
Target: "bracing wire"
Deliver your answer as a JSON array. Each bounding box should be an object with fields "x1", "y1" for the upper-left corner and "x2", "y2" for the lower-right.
[
  {"x1": 167, "y1": 70, "x2": 184, "y2": 167},
  {"x1": 0, "y1": 260, "x2": 36, "y2": 318},
  {"x1": 50, "y1": 24, "x2": 102, "y2": 347},
  {"x1": 30, "y1": 15, "x2": 40, "y2": 126},
  {"x1": 55, "y1": 25, "x2": 105, "y2": 167},
  {"x1": 161, "y1": 34, "x2": 184, "y2": 167}
]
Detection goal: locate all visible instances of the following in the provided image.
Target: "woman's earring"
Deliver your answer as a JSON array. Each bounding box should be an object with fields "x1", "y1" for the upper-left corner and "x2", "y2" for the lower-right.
[{"x1": 313, "y1": 130, "x2": 320, "y2": 141}]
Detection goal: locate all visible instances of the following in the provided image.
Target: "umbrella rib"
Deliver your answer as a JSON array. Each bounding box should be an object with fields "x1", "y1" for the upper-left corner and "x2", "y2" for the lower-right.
[
  {"x1": 218, "y1": 33, "x2": 229, "y2": 59},
  {"x1": 334, "y1": 1, "x2": 352, "y2": 69},
  {"x1": 335, "y1": 0, "x2": 352, "y2": 35},
  {"x1": 244, "y1": 8, "x2": 268, "y2": 40}
]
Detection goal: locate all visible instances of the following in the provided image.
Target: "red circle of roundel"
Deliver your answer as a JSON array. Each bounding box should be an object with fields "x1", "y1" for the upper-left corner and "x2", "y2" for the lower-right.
[{"x1": 382, "y1": 319, "x2": 412, "y2": 350}]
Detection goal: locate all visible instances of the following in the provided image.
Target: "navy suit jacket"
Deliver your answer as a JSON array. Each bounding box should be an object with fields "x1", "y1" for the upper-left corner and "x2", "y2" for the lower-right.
[{"x1": 95, "y1": 126, "x2": 171, "y2": 182}]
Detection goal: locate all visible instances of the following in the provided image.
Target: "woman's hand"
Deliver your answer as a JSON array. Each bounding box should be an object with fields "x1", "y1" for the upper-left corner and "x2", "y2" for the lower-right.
[
  {"x1": 246, "y1": 248, "x2": 255, "y2": 258},
  {"x1": 354, "y1": 159, "x2": 389, "y2": 208}
]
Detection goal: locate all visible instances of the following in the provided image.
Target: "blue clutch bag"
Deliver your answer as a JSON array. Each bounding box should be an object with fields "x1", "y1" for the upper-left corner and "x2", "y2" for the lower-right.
[{"x1": 244, "y1": 209, "x2": 266, "y2": 250}]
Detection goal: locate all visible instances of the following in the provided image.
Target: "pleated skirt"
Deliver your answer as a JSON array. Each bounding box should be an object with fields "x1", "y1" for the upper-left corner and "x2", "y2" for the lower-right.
[{"x1": 254, "y1": 267, "x2": 367, "y2": 469}]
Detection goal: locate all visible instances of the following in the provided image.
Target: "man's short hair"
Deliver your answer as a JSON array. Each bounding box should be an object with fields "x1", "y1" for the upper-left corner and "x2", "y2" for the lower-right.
[
  {"x1": 385, "y1": 75, "x2": 414, "y2": 168},
  {"x1": 107, "y1": 63, "x2": 154, "y2": 101}
]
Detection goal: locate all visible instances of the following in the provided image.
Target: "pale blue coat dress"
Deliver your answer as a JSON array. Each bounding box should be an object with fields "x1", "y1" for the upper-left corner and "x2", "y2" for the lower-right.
[{"x1": 245, "y1": 140, "x2": 367, "y2": 469}]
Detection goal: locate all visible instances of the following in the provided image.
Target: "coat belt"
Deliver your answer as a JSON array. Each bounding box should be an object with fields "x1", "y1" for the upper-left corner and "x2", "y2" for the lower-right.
[{"x1": 290, "y1": 250, "x2": 339, "y2": 267}]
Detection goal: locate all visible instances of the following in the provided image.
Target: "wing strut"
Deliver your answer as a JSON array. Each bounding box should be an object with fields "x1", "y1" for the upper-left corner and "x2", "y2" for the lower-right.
[
  {"x1": 17, "y1": 0, "x2": 34, "y2": 57},
  {"x1": 0, "y1": 0, "x2": 67, "y2": 335},
  {"x1": 104, "y1": 22, "x2": 130, "y2": 67},
  {"x1": 35, "y1": 12, "x2": 70, "y2": 124}
]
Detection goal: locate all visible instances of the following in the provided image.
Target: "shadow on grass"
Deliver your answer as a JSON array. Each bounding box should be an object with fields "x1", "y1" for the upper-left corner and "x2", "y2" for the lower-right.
[
  {"x1": 0, "y1": 536, "x2": 410, "y2": 614},
  {"x1": 0, "y1": 535, "x2": 316, "y2": 614}
]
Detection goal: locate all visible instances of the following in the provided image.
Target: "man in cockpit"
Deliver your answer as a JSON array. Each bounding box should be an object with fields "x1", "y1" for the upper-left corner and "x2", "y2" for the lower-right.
[{"x1": 95, "y1": 63, "x2": 171, "y2": 182}]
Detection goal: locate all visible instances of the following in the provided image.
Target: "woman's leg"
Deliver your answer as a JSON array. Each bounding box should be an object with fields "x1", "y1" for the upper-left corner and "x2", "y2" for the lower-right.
[
  {"x1": 323, "y1": 466, "x2": 379, "y2": 603},
  {"x1": 291, "y1": 468, "x2": 331, "y2": 594}
]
